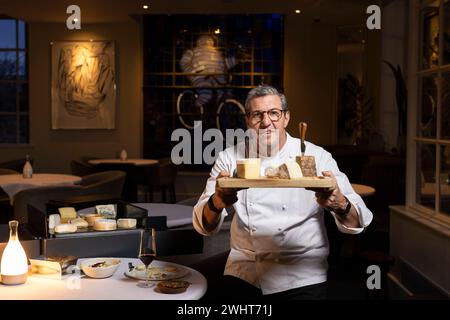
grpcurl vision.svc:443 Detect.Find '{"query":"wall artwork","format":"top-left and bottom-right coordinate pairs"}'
top-left (51, 40), bottom-right (116, 129)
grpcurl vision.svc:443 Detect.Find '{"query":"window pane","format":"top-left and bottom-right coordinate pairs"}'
top-left (0, 83), bottom-right (16, 112)
top-left (442, 73), bottom-right (450, 139)
top-left (18, 52), bottom-right (26, 80)
top-left (444, 1), bottom-right (450, 65)
top-left (0, 115), bottom-right (17, 143)
top-left (420, 2), bottom-right (440, 69)
top-left (0, 20), bottom-right (16, 48)
top-left (0, 51), bottom-right (17, 80)
top-left (419, 75), bottom-right (438, 137)
top-left (19, 115), bottom-right (28, 144)
top-left (18, 21), bottom-right (25, 49)
top-left (18, 83), bottom-right (28, 112)
top-left (417, 143), bottom-right (436, 211)
top-left (440, 145), bottom-right (450, 215)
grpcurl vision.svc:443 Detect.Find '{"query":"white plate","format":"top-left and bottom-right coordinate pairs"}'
top-left (124, 261), bottom-right (189, 281)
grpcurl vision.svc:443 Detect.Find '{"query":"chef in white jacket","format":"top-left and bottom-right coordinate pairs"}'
top-left (193, 85), bottom-right (373, 300)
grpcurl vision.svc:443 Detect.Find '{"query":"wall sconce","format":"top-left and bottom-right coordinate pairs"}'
top-left (1, 221), bottom-right (28, 285)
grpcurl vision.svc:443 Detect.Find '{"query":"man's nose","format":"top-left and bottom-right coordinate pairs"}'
top-left (260, 112), bottom-right (272, 127)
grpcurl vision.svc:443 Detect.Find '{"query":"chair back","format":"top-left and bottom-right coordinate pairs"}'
top-left (13, 185), bottom-right (83, 223)
top-left (81, 170), bottom-right (126, 198)
top-left (70, 160), bottom-right (95, 177)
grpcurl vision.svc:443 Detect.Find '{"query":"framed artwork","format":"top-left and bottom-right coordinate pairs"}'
top-left (51, 40), bottom-right (116, 129)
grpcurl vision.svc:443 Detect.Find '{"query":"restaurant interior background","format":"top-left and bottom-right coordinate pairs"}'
top-left (0, 0), bottom-right (448, 300)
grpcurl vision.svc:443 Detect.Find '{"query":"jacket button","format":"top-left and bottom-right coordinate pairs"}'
top-left (282, 205), bottom-right (287, 210)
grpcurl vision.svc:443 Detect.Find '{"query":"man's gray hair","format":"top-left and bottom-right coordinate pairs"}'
top-left (244, 85), bottom-right (288, 112)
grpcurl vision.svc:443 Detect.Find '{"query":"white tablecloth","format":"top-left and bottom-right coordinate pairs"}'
top-left (0, 258), bottom-right (206, 300)
top-left (88, 159), bottom-right (158, 166)
top-left (0, 173), bottom-right (81, 203)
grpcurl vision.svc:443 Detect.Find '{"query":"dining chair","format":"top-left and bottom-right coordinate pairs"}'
top-left (140, 158), bottom-right (178, 203)
top-left (70, 159), bottom-right (95, 177)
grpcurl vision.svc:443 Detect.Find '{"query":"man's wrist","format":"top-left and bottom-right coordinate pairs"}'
top-left (207, 194), bottom-right (223, 214)
top-left (335, 196), bottom-right (352, 217)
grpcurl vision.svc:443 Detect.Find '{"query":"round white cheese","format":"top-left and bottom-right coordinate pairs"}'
top-left (117, 218), bottom-right (137, 229)
top-left (93, 219), bottom-right (117, 231)
top-left (54, 223), bottom-right (77, 234)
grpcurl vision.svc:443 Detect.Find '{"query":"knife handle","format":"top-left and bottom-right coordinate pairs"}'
top-left (300, 122), bottom-right (307, 141)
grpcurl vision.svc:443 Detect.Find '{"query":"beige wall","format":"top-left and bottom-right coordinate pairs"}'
top-left (0, 21), bottom-right (142, 173)
top-left (284, 18), bottom-right (337, 145)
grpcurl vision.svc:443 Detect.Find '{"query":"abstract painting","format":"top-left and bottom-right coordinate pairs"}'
top-left (51, 41), bottom-right (116, 129)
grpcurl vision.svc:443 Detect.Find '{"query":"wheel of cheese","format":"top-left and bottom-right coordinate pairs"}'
top-left (93, 219), bottom-right (117, 231)
top-left (54, 223), bottom-right (77, 234)
top-left (69, 218), bottom-right (88, 229)
top-left (117, 218), bottom-right (137, 229)
top-left (83, 214), bottom-right (103, 227)
top-left (236, 158), bottom-right (261, 179)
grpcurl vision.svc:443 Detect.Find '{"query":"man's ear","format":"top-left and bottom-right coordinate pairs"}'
top-left (283, 110), bottom-right (290, 128)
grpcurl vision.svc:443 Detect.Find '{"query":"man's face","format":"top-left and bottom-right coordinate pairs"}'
top-left (246, 94), bottom-right (290, 152)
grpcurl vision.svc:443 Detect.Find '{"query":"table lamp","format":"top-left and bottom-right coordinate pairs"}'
top-left (1, 220), bottom-right (28, 285)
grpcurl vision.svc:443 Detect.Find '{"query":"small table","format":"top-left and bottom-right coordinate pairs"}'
top-left (0, 173), bottom-right (81, 204)
top-left (351, 183), bottom-right (376, 197)
top-left (132, 203), bottom-right (193, 228)
top-left (0, 258), bottom-right (207, 300)
top-left (88, 159), bottom-right (158, 166)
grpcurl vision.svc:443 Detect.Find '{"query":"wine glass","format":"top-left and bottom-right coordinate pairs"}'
top-left (137, 228), bottom-right (157, 288)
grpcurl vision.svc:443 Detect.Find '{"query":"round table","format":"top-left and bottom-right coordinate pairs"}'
top-left (88, 159), bottom-right (158, 166)
top-left (351, 183), bottom-right (376, 197)
top-left (131, 203), bottom-right (193, 228)
top-left (0, 173), bottom-right (81, 203)
top-left (0, 258), bottom-right (207, 300)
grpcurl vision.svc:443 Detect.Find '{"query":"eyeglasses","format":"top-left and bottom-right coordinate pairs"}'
top-left (247, 109), bottom-right (287, 123)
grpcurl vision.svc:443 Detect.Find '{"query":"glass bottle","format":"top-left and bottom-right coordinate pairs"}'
top-left (0, 220), bottom-right (28, 285)
top-left (120, 147), bottom-right (128, 161)
top-left (22, 155), bottom-right (33, 179)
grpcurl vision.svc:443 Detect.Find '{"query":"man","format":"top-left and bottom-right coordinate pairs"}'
top-left (193, 85), bottom-right (373, 300)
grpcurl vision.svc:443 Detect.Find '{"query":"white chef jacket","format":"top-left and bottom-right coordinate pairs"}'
top-left (193, 133), bottom-right (373, 294)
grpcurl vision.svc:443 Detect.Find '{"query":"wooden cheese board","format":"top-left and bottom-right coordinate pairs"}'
top-left (217, 176), bottom-right (335, 189)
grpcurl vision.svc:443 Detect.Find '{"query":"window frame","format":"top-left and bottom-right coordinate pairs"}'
top-left (406, 0), bottom-right (450, 226)
top-left (0, 17), bottom-right (29, 145)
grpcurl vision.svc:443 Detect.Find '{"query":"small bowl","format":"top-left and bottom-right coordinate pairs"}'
top-left (80, 258), bottom-right (121, 279)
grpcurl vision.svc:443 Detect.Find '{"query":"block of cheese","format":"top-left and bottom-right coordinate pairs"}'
top-left (277, 161), bottom-right (303, 179)
top-left (117, 218), bottom-right (137, 229)
top-left (93, 219), bottom-right (117, 231)
top-left (69, 218), bottom-right (88, 229)
top-left (54, 223), bottom-right (77, 234)
top-left (236, 158), bottom-right (261, 179)
top-left (48, 214), bottom-right (61, 230)
top-left (58, 207), bottom-right (77, 223)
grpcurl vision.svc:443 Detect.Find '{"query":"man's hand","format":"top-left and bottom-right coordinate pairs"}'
top-left (308, 171), bottom-right (347, 213)
top-left (307, 171), bottom-right (361, 228)
top-left (202, 171), bottom-right (244, 232)
top-left (213, 171), bottom-right (243, 209)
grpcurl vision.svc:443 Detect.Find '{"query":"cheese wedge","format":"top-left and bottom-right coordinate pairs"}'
top-left (278, 161), bottom-right (303, 179)
top-left (58, 207), bottom-right (77, 223)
